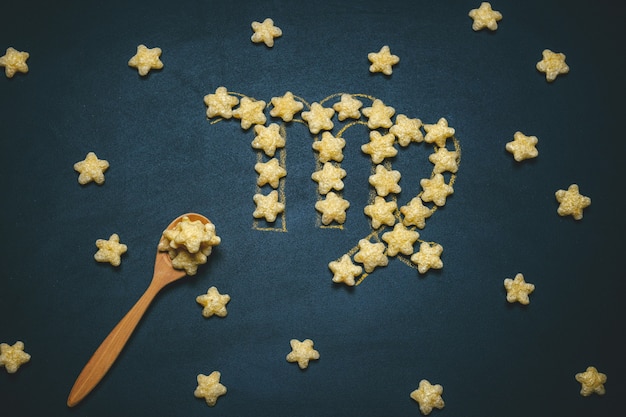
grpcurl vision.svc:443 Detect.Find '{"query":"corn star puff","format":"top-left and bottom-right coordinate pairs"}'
top-left (204, 86), bottom-right (239, 119)
top-left (194, 371), bottom-right (227, 406)
top-left (0, 47), bottom-right (29, 78)
top-left (286, 339), bottom-right (320, 369)
top-left (410, 242), bottom-right (443, 274)
top-left (74, 152), bottom-right (109, 185)
top-left (353, 239), bottom-right (388, 273)
top-left (0, 341), bottom-right (31, 373)
top-left (301, 102), bottom-right (335, 134)
top-left (468, 2), bottom-right (503, 31)
top-left (128, 44), bottom-right (163, 76)
top-left (368, 45), bottom-right (400, 75)
top-left (410, 379), bottom-right (445, 415)
top-left (536, 49), bottom-right (569, 82)
top-left (503, 273), bottom-right (535, 305)
top-left (329, 254), bottom-right (362, 286)
top-left (251, 18), bottom-right (282, 47)
top-left (506, 131), bottom-right (539, 162)
top-left (315, 192), bottom-right (350, 225)
top-left (196, 286), bottom-right (230, 318)
top-left (270, 91), bottom-right (303, 122)
top-left (555, 184), bottom-right (591, 220)
top-left (575, 366), bottom-right (607, 396)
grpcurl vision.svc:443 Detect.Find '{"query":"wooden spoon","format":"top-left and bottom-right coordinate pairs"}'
top-left (67, 213), bottom-right (212, 407)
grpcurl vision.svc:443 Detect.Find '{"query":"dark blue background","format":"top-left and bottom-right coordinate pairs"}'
top-left (1, 0), bottom-right (624, 415)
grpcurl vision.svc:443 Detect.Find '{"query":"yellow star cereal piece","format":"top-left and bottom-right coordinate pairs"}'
top-left (301, 102), bottom-right (335, 134)
top-left (369, 164), bottom-right (401, 197)
top-left (468, 2), bottom-right (503, 31)
top-left (128, 44), bottom-right (163, 76)
top-left (382, 223), bottom-right (420, 257)
top-left (270, 91), bottom-right (303, 122)
top-left (255, 158), bottom-right (286, 188)
top-left (74, 152), bottom-right (109, 185)
top-left (503, 273), bottom-right (535, 305)
top-left (429, 147), bottom-right (459, 174)
top-left (420, 173), bottom-right (453, 206)
top-left (410, 242), bottom-right (443, 274)
top-left (251, 18), bottom-right (282, 47)
top-left (361, 131), bottom-right (398, 164)
top-left (364, 196), bottom-right (398, 229)
top-left (390, 114), bottom-right (424, 147)
top-left (233, 97), bottom-right (267, 130)
top-left (555, 184), bottom-right (591, 220)
top-left (328, 254), bottom-right (362, 286)
top-left (196, 286), bottom-right (230, 318)
top-left (575, 366), bottom-right (607, 396)
top-left (315, 192), bottom-right (350, 225)
top-left (163, 216), bottom-right (221, 254)
top-left (0, 47), bottom-right (29, 78)
top-left (410, 379), bottom-right (445, 415)
top-left (362, 99), bottom-right (396, 130)
top-left (368, 45), bottom-right (400, 75)
top-left (170, 249), bottom-right (208, 276)
top-left (423, 118), bottom-right (455, 147)
top-left (554, 184), bottom-right (591, 220)
top-left (286, 339), bottom-right (320, 369)
top-left (253, 190), bottom-right (285, 223)
top-left (94, 234), bottom-right (128, 267)
top-left (354, 238), bottom-right (388, 273)
top-left (312, 132), bottom-right (346, 163)
top-left (332, 94), bottom-right (363, 121)
top-left (252, 123), bottom-right (285, 157)
top-left (311, 162), bottom-right (346, 194)
top-left (536, 49), bottom-right (569, 82)
top-left (401, 197), bottom-right (433, 229)
top-left (506, 131), bottom-right (539, 162)
top-left (0, 341), bottom-right (31, 374)
top-left (204, 86), bottom-right (239, 119)
top-left (194, 371), bottom-right (227, 406)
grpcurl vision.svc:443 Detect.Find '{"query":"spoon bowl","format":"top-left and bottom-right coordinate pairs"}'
top-left (67, 213), bottom-right (212, 407)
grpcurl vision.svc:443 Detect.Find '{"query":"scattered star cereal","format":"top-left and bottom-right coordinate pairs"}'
top-left (128, 44), bottom-right (163, 76)
top-left (301, 102), bottom-right (335, 134)
top-left (410, 379), bottom-right (445, 415)
top-left (94, 234), bottom-right (128, 267)
top-left (251, 122), bottom-right (285, 157)
top-left (364, 196), bottom-right (398, 229)
top-left (382, 223), bottom-right (420, 256)
top-left (420, 173), bottom-right (453, 206)
top-left (255, 158), bottom-right (287, 188)
top-left (269, 91), bottom-right (304, 122)
top-left (312, 132), bottom-right (346, 163)
top-left (315, 192), bottom-right (350, 225)
top-left (196, 286), bottom-right (230, 318)
top-left (328, 254), bottom-right (363, 286)
top-left (429, 147), bottom-right (459, 174)
top-left (361, 131), bottom-right (398, 164)
top-left (0, 341), bottom-right (31, 373)
top-left (204, 86), bottom-right (239, 119)
top-left (286, 339), bottom-right (320, 369)
top-left (423, 118), bottom-right (455, 147)
top-left (354, 238), bottom-right (389, 273)
top-left (369, 164), bottom-right (402, 197)
top-left (251, 18), bottom-right (282, 47)
top-left (368, 45), bottom-right (400, 75)
top-left (536, 49), bottom-right (569, 82)
top-left (74, 152), bottom-right (109, 185)
top-left (575, 366), bottom-right (607, 396)
top-left (401, 197), bottom-right (433, 229)
top-left (555, 184), bottom-right (591, 220)
top-left (253, 190), bottom-right (285, 222)
top-left (311, 162), bottom-right (346, 194)
top-left (0, 47), bottom-right (29, 78)
top-left (468, 2), bottom-right (503, 31)
top-left (362, 99), bottom-right (395, 130)
top-left (390, 114), bottom-right (424, 147)
top-left (506, 131), bottom-right (539, 162)
top-left (332, 94), bottom-right (363, 121)
top-left (194, 371), bottom-right (227, 406)
top-left (233, 97), bottom-right (267, 130)
top-left (503, 273), bottom-right (534, 305)
top-left (410, 242), bottom-right (443, 274)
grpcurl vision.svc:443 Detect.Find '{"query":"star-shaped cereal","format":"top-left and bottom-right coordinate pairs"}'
top-left (251, 18), bottom-right (282, 47)
top-left (362, 99), bottom-right (396, 130)
top-left (505, 131), bottom-right (538, 162)
top-left (301, 102), bottom-right (335, 134)
top-left (0, 47), bottom-right (29, 78)
top-left (382, 223), bottom-right (420, 257)
top-left (410, 242), bottom-right (443, 274)
top-left (468, 2), bottom-right (503, 31)
top-left (332, 94), bottom-right (363, 121)
top-left (369, 164), bottom-right (401, 197)
top-left (420, 174), bottom-right (453, 206)
top-left (128, 44), bottom-right (163, 76)
top-left (315, 192), bottom-right (350, 225)
top-left (368, 45), bottom-right (400, 75)
top-left (361, 131), bottom-right (398, 164)
top-left (429, 147), bottom-right (459, 174)
top-left (94, 234), bottom-right (128, 266)
top-left (253, 190), bottom-right (285, 222)
top-left (503, 273), bottom-right (535, 305)
top-left (251, 123), bottom-right (285, 157)
top-left (194, 371), bottom-right (227, 406)
top-left (390, 114), bottom-right (423, 147)
top-left (0, 341), bottom-right (31, 373)
top-left (312, 132), bottom-right (346, 163)
top-left (162, 216), bottom-right (221, 254)
top-left (204, 86), bottom-right (239, 119)
top-left (269, 91), bottom-right (303, 122)
top-left (170, 249), bottom-right (208, 276)
top-left (328, 254), bottom-right (363, 286)
top-left (311, 162), bottom-right (346, 194)
top-left (286, 339), bottom-right (319, 369)
top-left (555, 184), bottom-right (591, 220)
top-left (353, 239), bottom-right (388, 273)
top-left (400, 197), bottom-right (432, 229)
top-left (423, 118), bottom-right (455, 147)
top-left (410, 379), bottom-right (445, 415)
top-left (364, 196), bottom-right (398, 229)
top-left (536, 49), bottom-right (569, 82)
top-left (255, 158), bottom-right (286, 188)
top-left (233, 97), bottom-right (267, 130)
top-left (575, 366), bottom-right (607, 396)
top-left (196, 286), bottom-right (230, 318)
top-left (74, 152), bottom-right (109, 185)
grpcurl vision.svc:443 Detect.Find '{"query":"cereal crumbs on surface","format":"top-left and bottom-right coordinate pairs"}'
top-left (505, 131), bottom-right (539, 162)
top-left (329, 254), bottom-right (362, 286)
top-left (286, 339), bottom-right (320, 369)
top-left (251, 18), bottom-right (282, 47)
top-left (410, 379), bottom-right (445, 415)
top-left (0, 341), bottom-right (31, 373)
top-left (94, 234), bottom-right (128, 267)
top-left (74, 152), bottom-right (109, 185)
top-left (468, 2), bottom-right (503, 31)
top-left (196, 286), bottom-right (230, 318)
top-left (194, 371), bottom-right (227, 406)
top-left (128, 44), bottom-right (163, 76)
top-left (575, 366), bottom-right (607, 396)
top-left (368, 45), bottom-right (400, 75)
top-left (0, 47), bottom-right (29, 78)
top-left (555, 184), bottom-right (591, 220)
top-left (503, 273), bottom-right (534, 305)
top-left (536, 49), bottom-right (569, 82)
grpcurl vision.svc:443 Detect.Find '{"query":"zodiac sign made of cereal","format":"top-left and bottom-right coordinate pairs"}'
top-left (204, 88), bottom-right (461, 285)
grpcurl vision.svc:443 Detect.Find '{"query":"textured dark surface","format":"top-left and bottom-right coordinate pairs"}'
top-left (1, 0), bottom-right (624, 415)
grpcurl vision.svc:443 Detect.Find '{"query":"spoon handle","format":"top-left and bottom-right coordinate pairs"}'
top-left (67, 283), bottom-right (160, 407)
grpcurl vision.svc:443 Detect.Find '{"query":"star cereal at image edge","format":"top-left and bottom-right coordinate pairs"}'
top-left (468, 2), bottom-right (503, 31)
top-left (0, 47), bottom-right (29, 78)
top-left (0, 341), bottom-right (31, 373)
